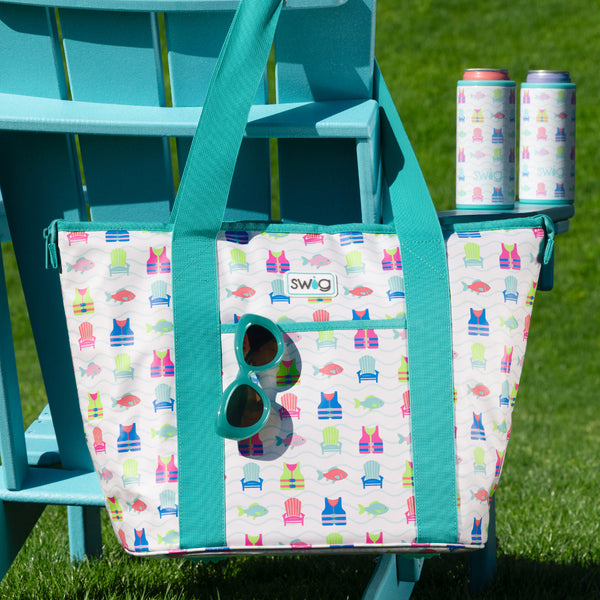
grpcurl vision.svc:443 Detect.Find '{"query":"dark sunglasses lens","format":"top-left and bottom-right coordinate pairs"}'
top-left (242, 324), bottom-right (278, 367)
top-left (226, 385), bottom-right (265, 428)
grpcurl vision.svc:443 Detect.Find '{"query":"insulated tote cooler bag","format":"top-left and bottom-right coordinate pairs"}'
top-left (45, 0), bottom-right (555, 557)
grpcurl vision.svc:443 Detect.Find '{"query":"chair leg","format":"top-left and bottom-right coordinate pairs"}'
top-left (362, 555), bottom-right (424, 600)
top-left (67, 505), bottom-right (103, 562)
top-left (469, 497), bottom-right (497, 594)
top-left (0, 500), bottom-right (45, 581)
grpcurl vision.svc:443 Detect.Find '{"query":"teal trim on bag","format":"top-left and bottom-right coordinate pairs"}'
top-left (221, 318), bottom-right (407, 334)
top-left (170, 0), bottom-right (284, 551)
top-left (375, 63), bottom-right (458, 544)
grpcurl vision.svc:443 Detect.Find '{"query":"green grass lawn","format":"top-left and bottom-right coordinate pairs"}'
top-left (1, 0), bottom-right (599, 598)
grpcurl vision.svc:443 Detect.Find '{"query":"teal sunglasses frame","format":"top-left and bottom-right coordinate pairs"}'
top-left (215, 314), bottom-right (284, 440)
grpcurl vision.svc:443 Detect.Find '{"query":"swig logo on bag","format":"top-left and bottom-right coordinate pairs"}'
top-left (285, 272), bottom-right (338, 298)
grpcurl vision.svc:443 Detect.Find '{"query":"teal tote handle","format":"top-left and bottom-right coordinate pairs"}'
top-left (172, 0), bottom-right (457, 549)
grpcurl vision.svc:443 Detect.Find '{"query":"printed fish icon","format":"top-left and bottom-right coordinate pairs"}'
top-left (151, 424), bottom-right (177, 440)
top-left (275, 433), bottom-right (306, 448)
top-left (354, 395), bottom-right (384, 411)
top-left (493, 420), bottom-right (508, 434)
top-left (556, 112), bottom-right (568, 119)
top-left (99, 468), bottom-right (113, 482)
top-left (471, 489), bottom-right (489, 502)
top-left (146, 319), bottom-right (174, 335)
top-left (106, 288), bottom-right (136, 303)
top-left (237, 503), bottom-right (269, 520)
top-left (226, 286), bottom-right (256, 300)
top-left (462, 280), bottom-right (491, 294)
top-left (79, 362), bottom-right (101, 378)
top-left (66, 257), bottom-right (94, 273)
top-left (313, 363), bottom-right (343, 377)
top-left (471, 151), bottom-right (486, 159)
top-left (398, 433), bottom-right (411, 445)
top-left (302, 255), bottom-right (331, 268)
top-left (112, 394), bottom-right (141, 408)
top-left (344, 286), bottom-right (373, 297)
top-left (157, 530), bottom-right (179, 546)
top-left (358, 501), bottom-right (389, 517)
top-left (468, 384), bottom-right (490, 397)
top-left (500, 316), bottom-right (519, 331)
top-left (317, 468), bottom-right (348, 482)
top-left (492, 112), bottom-right (505, 119)
top-left (128, 499), bottom-right (148, 513)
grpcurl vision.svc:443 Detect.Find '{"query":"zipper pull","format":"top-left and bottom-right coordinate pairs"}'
top-left (540, 214), bottom-right (555, 265)
top-left (43, 220), bottom-right (60, 269)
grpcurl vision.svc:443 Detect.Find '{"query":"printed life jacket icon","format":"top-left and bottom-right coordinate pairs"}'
top-left (225, 230), bottom-right (250, 244)
top-left (366, 532), bottom-right (384, 545)
top-left (495, 449), bottom-right (505, 477)
top-left (402, 460), bottom-right (414, 488)
top-left (381, 247), bottom-right (401, 271)
top-left (491, 128), bottom-right (504, 144)
top-left (491, 187), bottom-right (504, 203)
top-left (321, 497), bottom-right (346, 526)
top-left (398, 355), bottom-right (409, 382)
top-left (266, 250), bottom-right (290, 273)
top-left (147, 246), bottom-right (171, 274)
top-left (468, 308), bottom-right (490, 336)
top-left (526, 281), bottom-right (537, 306)
top-left (471, 413), bottom-right (486, 441)
top-left (318, 392), bottom-right (343, 420)
top-left (117, 423), bottom-right (141, 453)
top-left (245, 534), bottom-right (263, 547)
top-left (471, 108), bottom-right (484, 123)
top-left (156, 455), bottom-right (178, 483)
top-left (536, 108), bottom-right (548, 123)
top-left (359, 425), bottom-right (383, 454)
top-left (109, 248), bottom-right (130, 277)
top-left (107, 496), bottom-right (123, 521)
top-left (362, 460), bottom-right (383, 489)
top-left (555, 127), bottom-right (567, 143)
top-left (150, 349), bottom-right (175, 378)
top-left (105, 230), bottom-right (130, 243)
top-left (110, 318), bottom-right (135, 347)
top-left (134, 528), bottom-right (149, 552)
top-left (87, 392), bottom-right (103, 420)
top-left (241, 463), bottom-right (263, 491)
top-left (280, 463), bottom-right (305, 490)
top-left (500, 346), bottom-right (513, 373)
top-left (554, 183), bottom-right (566, 198)
top-left (238, 433), bottom-right (263, 457)
top-left (339, 231), bottom-right (364, 246)
top-left (73, 287), bottom-right (94, 315)
top-left (282, 498), bottom-right (305, 525)
top-left (353, 309), bottom-right (378, 349)
top-left (471, 517), bottom-right (483, 544)
top-left (523, 314), bottom-right (531, 341)
top-left (499, 243), bottom-right (521, 270)
top-left (276, 359), bottom-right (300, 387)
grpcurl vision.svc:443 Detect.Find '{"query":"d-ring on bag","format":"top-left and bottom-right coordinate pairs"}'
top-left (45, 0), bottom-right (555, 556)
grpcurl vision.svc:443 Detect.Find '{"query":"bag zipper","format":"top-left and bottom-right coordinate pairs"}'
top-left (43, 219), bottom-right (61, 270)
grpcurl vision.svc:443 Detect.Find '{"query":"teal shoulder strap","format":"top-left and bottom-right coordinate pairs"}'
top-left (171, 0), bottom-right (284, 551)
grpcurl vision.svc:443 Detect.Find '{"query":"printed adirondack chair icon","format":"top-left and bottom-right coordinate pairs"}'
top-left (401, 390), bottom-right (411, 418)
top-left (523, 314), bottom-right (531, 340)
top-left (67, 231), bottom-right (88, 246)
top-left (229, 248), bottom-right (249, 272)
top-left (153, 384), bottom-right (175, 412)
top-left (108, 248), bottom-right (130, 277)
top-left (149, 281), bottom-right (171, 308)
top-left (320, 426), bottom-right (342, 454)
top-left (302, 233), bottom-right (324, 246)
top-left (279, 393), bottom-right (300, 420)
top-left (387, 275), bottom-right (405, 300)
top-left (312, 309), bottom-right (337, 349)
top-left (361, 460), bottom-right (383, 489)
top-left (92, 427), bottom-right (106, 455)
top-left (114, 353), bottom-right (134, 381)
top-left (241, 463), bottom-right (263, 491)
top-left (78, 322), bottom-right (96, 350)
top-left (503, 276), bottom-right (519, 303)
top-left (326, 532), bottom-right (344, 546)
top-left (357, 355), bottom-right (379, 383)
top-left (122, 459), bottom-right (141, 487)
top-left (499, 380), bottom-right (510, 407)
top-left (282, 498), bottom-right (304, 525)
top-left (471, 343), bottom-right (487, 370)
top-left (158, 490), bottom-right (179, 518)
top-left (269, 279), bottom-right (290, 304)
top-left (463, 242), bottom-right (484, 268)
top-left (344, 250), bottom-right (365, 275)
top-left (405, 495), bottom-right (416, 523)
top-left (474, 447), bottom-right (486, 475)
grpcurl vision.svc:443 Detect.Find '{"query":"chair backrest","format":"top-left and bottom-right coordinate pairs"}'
top-left (0, 0), bottom-right (376, 480)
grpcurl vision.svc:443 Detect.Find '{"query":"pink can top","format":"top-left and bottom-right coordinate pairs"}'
top-left (463, 68), bottom-right (510, 81)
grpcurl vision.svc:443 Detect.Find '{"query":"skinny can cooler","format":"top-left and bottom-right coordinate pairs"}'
top-left (519, 70), bottom-right (576, 204)
top-left (456, 69), bottom-right (516, 209)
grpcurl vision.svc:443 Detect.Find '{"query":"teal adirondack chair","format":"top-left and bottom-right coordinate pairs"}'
top-left (0, 0), bottom-right (574, 597)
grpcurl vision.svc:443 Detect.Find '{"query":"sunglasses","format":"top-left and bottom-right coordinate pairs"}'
top-left (215, 314), bottom-right (284, 440)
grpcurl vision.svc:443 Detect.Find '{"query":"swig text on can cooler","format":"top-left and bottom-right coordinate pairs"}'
top-left (456, 69), bottom-right (516, 209)
top-left (519, 70), bottom-right (575, 204)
